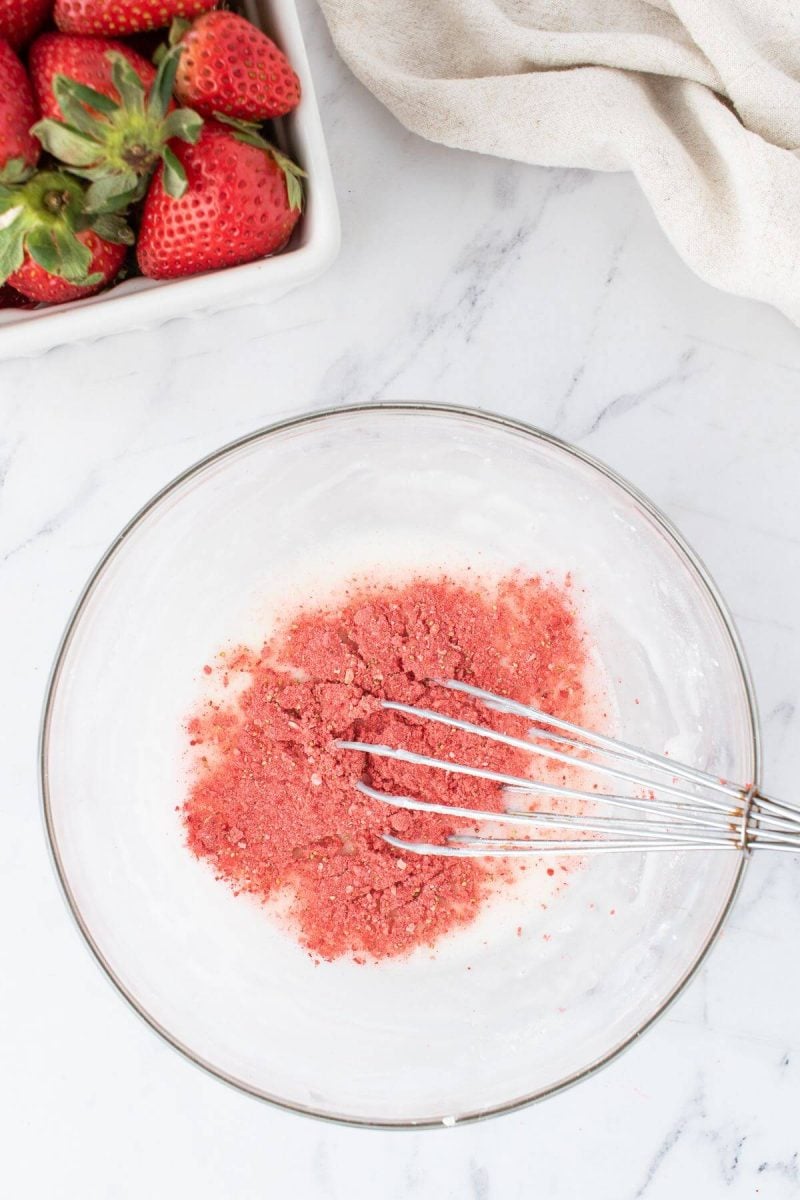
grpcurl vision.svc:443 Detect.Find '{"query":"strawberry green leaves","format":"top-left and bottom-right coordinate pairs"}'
top-left (266, 145), bottom-right (305, 213)
top-left (0, 170), bottom-right (131, 287)
top-left (33, 222), bottom-right (101, 285)
top-left (0, 158), bottom-right (36, 187)
top-left (0, 192), bottom-right (27, 282)
top-left (31, 46), bottom-right (203, 213)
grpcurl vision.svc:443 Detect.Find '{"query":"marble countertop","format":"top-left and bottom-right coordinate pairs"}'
top-left (2, 3), bottom-right (799, 1196)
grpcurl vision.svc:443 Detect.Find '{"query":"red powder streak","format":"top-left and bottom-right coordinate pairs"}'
top-left (183, 574), bottom-right (588, 961)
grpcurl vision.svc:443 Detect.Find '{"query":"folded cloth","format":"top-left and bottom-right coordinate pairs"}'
top-left (318, 0), bottom-right (800, 325)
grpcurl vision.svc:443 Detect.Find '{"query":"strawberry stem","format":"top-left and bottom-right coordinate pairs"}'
top-left (42, 188), bottom-right (71, 215)
top-left (30, 46), bottom-right (203, 214)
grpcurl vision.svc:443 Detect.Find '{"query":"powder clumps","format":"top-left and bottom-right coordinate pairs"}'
top-left (183, 573), bottom-right (588, 961)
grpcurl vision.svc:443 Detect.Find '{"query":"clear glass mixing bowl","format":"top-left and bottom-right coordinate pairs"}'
top-left (41, 404), bottom-right (756, 1126)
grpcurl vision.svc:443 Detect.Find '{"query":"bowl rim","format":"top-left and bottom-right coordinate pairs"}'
top-left (39, 401), bottom-right (757, 1129)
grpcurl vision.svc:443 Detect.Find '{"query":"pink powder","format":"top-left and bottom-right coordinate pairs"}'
top-left (183, 573), bottom-right (589, 961)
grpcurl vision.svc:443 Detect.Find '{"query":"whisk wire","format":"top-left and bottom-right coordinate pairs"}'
top-left (378, 700), bottom-right (737, 812)
top-left (440, 681), bottom-right (745, 796)
top-left (339, 680), bottom-right (800, 858)
top-left (357, 783), bottom-right (741, 842)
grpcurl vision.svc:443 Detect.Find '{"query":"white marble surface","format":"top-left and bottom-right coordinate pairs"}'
top-left (2, 3), bottom-right (800, 1196)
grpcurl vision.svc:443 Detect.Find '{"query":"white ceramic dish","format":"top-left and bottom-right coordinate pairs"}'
top-left (42, 404), bottom-right (756, 1127)
top-left (0, 0), bottom-right (340, 359)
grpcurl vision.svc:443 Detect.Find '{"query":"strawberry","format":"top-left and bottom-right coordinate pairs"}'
top-left (0, 282), bottom-right (36, 307)
top-left (136, 119), bottom-right (304, 279)
top-left (0, 168), bottom-right (130, 303)
top-left (29, 33), bottom-right (157, 122)
top-left (173, 11), bottom-right (300, 121)
top-left (0, 0), bottom-right (52, 48)
top-left (32, 46), bottom-right (202, 212)
top-left (0, 39), bottom-right (39, 182)
top-left (54, 0), bottom-right (216, 37)
top-left (8, 225), bottom-right (125, 301)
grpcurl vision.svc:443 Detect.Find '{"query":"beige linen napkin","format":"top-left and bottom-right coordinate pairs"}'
top-left (318, 0), bottom-right (800, 324)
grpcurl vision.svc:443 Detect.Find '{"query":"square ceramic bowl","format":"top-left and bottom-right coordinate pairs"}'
top-left (0, 0), bottom-right (340, 359)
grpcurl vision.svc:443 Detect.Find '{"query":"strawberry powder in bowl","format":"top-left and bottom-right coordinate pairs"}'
top-left (42, 404), bottom-right (757, 1126)
top-left (183, 570), bottom-right (591, 964)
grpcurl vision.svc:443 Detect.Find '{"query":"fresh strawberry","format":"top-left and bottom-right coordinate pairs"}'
top-left (0, 0), bottom-right (52, 48)
top-left (173, 11), bottom-right (300, 121)
top-left (0, 168), bottom-right (130, 303)
top-left (8, 226), bottom-right (125, 301)
top-left (137, 119), bottom-right (304, 279)
top-left (0, 39), bottom-right (39, 181)
top-left (54, 0), bottom-right (215, 37)
top-left (0, 282), bottom-right (37, 307)
top-left (29, 33), bottom-right (157, 122)
top-left (32, 46), bottom-right (202, 213)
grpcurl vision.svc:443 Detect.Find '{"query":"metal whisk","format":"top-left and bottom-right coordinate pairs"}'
top-left (338, 681), bottom-right (800, 857)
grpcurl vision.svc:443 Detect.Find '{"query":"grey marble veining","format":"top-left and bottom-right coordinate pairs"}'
top-left (1, 1), bottom-right (799, 1196)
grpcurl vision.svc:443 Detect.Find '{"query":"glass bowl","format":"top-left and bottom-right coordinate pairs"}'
top-left (41, 404), bottom-right (756, 1127)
